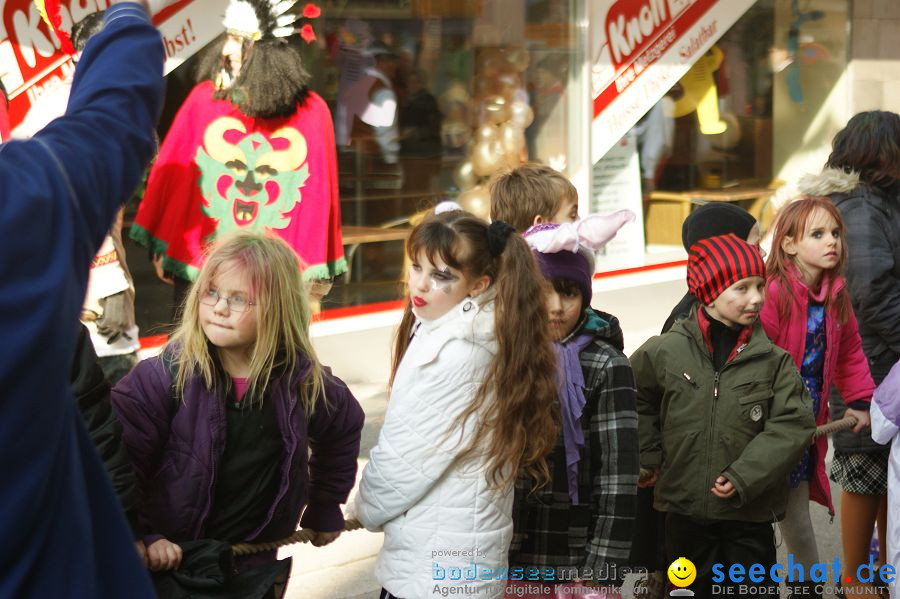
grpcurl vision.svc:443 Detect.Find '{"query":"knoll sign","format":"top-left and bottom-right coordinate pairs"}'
top-left (590, 0), bottom-right (756, 162)
top-left (0, 0), bottom-right (227, 130)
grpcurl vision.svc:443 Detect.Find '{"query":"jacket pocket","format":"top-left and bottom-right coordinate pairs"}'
top-left (736, 390), bottom-right (772, 435)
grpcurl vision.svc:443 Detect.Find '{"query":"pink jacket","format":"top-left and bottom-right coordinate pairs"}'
top-left (760, 267), bottom-right (874, 513)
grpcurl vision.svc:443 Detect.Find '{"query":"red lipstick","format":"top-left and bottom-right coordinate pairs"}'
top-left (412, 296), bottom-right (427, 307)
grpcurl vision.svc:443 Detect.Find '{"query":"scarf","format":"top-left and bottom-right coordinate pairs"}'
top-left (554, 310), bottom-right (604, 504)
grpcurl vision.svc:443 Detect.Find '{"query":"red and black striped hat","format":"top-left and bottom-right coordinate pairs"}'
top-left (687, 233), bottom-right (766, 304)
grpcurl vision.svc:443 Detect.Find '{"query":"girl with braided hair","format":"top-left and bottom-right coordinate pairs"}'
top-left (348, 206), bottom-right (560, 599)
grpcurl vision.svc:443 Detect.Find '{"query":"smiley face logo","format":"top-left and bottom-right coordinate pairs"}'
top-left (668, 557), bottom-right (697, 588)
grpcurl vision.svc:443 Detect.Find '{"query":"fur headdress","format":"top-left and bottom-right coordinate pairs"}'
top-left (223, 0), bottom-right (299, 40)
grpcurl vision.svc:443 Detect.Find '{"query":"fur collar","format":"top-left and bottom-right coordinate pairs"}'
top-left (797, 168), bottom-right (860, 197)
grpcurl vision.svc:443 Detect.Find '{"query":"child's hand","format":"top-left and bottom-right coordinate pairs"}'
top-left (146, 537), bottom-right (183, 571)
top-left (845, 408), bottom-right (871, 434)
top-left (637, 467), bottom-right (659, 488)
top-left (309, 530), bottom-right (342, 547)
top-left (711, 475), bottom-right (736, 499)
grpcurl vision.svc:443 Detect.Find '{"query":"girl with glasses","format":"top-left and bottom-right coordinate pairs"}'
top-left (111, 232), bottom-right (364, 591)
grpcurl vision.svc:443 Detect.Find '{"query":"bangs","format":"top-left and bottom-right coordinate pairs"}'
top-left (406, 220), bottom-right (466, 271)
top-left (550, 277), bottom-right (580, 296)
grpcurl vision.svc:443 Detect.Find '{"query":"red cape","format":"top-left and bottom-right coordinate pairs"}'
top-left (132, 82), bottom-right (346, 281)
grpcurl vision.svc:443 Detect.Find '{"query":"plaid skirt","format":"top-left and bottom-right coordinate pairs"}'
top-left (829, 451), bottom-right (889, 495)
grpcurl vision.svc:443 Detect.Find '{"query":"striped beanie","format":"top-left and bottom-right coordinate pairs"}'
top-left (687, 233), bottom-right (766, 304)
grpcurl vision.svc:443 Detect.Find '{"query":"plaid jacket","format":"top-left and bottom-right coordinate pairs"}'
top-left (508, 310), bottom-right (639, 583)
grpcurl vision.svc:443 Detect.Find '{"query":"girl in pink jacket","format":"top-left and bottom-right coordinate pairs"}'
top-left (761, 197), bottom-right (874, 597)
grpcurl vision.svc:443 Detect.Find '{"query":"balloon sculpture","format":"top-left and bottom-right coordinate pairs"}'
top-left (450, 45), bottom-right (534, 220)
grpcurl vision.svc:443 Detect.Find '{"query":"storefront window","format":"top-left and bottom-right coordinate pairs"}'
top-left (300, 0), bottom-right (584, 309)
top-left (590, 0), bottom-right (849, 268)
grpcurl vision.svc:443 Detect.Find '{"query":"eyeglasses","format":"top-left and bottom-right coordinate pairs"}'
top-left (200, 288), bottom-right (255, 312)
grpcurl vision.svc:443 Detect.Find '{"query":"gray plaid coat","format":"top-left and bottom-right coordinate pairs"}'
top-left (507, 310), bottom-right (639, 584)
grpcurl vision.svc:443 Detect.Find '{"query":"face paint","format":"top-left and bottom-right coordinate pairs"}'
top-left (430, 267), bottom-right (459, 294)
top-left (407, 253), bottom-right (475, 321)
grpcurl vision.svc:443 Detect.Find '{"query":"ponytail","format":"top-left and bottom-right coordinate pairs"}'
top-left (390, 210), bottom-right (559, 490)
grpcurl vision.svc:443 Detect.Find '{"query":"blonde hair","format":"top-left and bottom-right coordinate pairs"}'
top-left (166, 231), bottom-right (324, 414)
top-left (489, 162), bottom-right (577, 232)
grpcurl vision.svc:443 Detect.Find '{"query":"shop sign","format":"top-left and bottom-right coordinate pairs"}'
top-left (590, 0), bottom-right (756, 162)
top-left (1, 0), bottom-right (228, 130)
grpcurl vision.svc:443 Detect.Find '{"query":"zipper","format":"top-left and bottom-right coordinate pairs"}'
top-left (704, 370), bottom-right (720, 516)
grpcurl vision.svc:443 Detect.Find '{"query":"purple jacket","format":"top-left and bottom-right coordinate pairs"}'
top-left (111, 352), bottom-right (364, 555)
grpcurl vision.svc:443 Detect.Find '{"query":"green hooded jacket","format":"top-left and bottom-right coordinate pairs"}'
top-left (630, 308), bottom-right (816, 522)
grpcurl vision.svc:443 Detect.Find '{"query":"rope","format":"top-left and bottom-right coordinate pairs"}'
top-left (237, 418), bottom-right (865, 554)
top-left (232, 518), bottom-right (363, 556)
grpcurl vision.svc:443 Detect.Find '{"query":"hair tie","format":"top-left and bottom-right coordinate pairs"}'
top-left (486, 220), bottom-right (515, 257)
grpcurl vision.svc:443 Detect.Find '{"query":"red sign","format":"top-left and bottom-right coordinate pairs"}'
top-left (0, 0), bottom-right (212, 130)
top-left (589, 0), bottom-right (755, 161)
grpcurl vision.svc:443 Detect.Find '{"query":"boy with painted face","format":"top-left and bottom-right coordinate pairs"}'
top-left (630, 234), bottom-right (816, 598)
top-left (503, 218), bottom-right (639, 597)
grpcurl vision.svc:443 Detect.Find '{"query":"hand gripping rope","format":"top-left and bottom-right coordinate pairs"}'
top-left (234, 418), bottom-right (862, 554)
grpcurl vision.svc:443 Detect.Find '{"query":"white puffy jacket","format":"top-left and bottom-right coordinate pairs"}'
top-left (353, 295), bottom-right (512, 598)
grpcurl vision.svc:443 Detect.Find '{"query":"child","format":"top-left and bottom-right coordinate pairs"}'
top-left (490, 162), bottom-right (580, 231)
top-left (504, 218), bottom-right (639, 599)
top-left (111, 232), bottom-right (364, 589)
top-left (350, 209), bottom-right (560, 598)
top-left (798, 111), bottom-right (900, 596)
top-left (760, 197), bottom-right (874, 599)
top-left (661, 202), bottom-right (762, 334)
top-left (870, 362), bottom-right (900, 599)
top-left (630, 233), bottom-right (816, 598)
top-left (639, 202), bottom-right (761, 599)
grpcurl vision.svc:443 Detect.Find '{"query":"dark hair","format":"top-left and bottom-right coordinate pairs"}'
top-left (72, 11), bottom-right (105, 53)
top-left (549, 277), bottom-right (580, 298)
top-left (197, 35), bottom-right (310, 119)
top-left (826, 111), bottom-right (900, 192)
top-left (391, 209), bottom-right (559, 490)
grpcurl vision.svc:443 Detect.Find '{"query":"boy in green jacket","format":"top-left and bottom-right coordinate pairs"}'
top-left (631, 233), bottom-right (816, 598)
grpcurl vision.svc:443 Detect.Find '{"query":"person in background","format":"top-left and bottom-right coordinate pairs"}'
top-left (132, 0), bottom-right (345, 319)
top-left (14, 10), bottom-right (141, 384)
top-left (798, 110), bottom-right (900, 598)
top-left (490, 162), bottom-right (580, 232)
top-left (0, 1), bottom-right (164, 596)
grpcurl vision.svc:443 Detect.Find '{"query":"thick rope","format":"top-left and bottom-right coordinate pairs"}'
top-left (236, 417), bottom-right (864, 554)
top-left (232, 518), bottom-right (363, 556)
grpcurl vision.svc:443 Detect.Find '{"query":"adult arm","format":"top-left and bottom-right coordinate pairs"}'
top-left (583, 351), bottom-right (639, 578)
top-left (722, 353), bottom-right (816, 505)
top-left (353, 340), bottom-right (491, 530)
top-left (840, 199), bottom-right (900, 354)
top-left (300, 372), bottom-right (365, 533)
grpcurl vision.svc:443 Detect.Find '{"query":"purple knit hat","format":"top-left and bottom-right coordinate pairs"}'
top-left (523, 211), bottom-right (636, 304)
